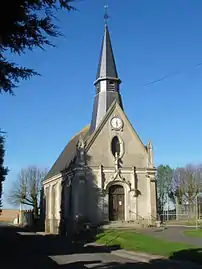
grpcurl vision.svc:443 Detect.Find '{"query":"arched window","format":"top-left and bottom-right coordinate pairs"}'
top-left (111, 136), bottom-right (120, 157)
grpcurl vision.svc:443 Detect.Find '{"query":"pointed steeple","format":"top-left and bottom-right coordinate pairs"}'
top-left (89, 11), bottom-right (123, 134)
top-left (95, 24), bottom-right (119, 83)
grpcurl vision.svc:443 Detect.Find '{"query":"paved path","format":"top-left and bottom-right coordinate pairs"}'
top-left (0, 223), bottom-right (202, 269)
top-left (139, 227), bottom-right (202, 247)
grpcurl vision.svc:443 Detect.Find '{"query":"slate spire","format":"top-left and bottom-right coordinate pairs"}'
top-left (90, 14), bottom-right (123, 134)
top-left (95, 24), bottom-right (119, 82)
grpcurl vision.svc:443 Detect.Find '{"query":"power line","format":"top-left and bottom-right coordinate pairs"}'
top-left (143, 61), bottom-right (202, 87)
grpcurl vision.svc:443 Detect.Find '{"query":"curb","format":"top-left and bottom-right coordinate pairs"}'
top-left (87, 242), bottom-right (202, 268)
top-left (85, 243), bottom-right (162, 263)
top-left (111, 249), bottom-right (202, 268)
top-left (111, 250), bottom-right (157, 263)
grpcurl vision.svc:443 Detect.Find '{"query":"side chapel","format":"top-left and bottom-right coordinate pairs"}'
top-left (42, 19), bottom-right (157, 234)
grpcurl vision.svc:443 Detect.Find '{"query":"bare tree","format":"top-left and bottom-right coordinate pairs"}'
top-left (173, 164), bottom-right (202, 205)
top-left (8, 166), bottom-right (47, 216)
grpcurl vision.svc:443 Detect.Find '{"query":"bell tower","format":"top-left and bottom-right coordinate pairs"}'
top-left (89, 6), bottom-right (123, 134)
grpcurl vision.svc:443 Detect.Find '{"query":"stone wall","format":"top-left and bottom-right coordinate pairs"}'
top-left (0, 209), bottom-right (19, 223)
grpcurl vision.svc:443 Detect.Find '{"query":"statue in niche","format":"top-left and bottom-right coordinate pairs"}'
top-left (77, 135), bottom-right (85, 150)
top-left (110, 139), bottom-right (131, 189)
top-left (114, 152), bottom-right (119, 172)
top-left (112, 152), bottom-right (124, 181)
top-left (76, 135), bottom-right (85, 165)
top-left (111, 136), bottom-right (121, 174)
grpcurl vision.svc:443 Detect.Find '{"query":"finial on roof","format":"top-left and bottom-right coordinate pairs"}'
top-left (147, 139), bottom-right (153, 168)
top-left (104, 4), bottom-right (109, 25)
top-left (147, 139), bottom-right (152, 149)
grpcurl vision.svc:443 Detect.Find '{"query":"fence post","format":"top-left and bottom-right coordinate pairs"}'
top-left (175, 197), bottom-right (179, 220)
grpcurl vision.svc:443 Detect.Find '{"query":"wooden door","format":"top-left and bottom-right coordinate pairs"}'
top-left (109, 185), bottom-right (124, 221)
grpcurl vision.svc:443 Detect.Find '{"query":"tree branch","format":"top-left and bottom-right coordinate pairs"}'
top-left (21, 201), bottom-right (33, 206)
top-left (0, 0), bottom-right (75, 94)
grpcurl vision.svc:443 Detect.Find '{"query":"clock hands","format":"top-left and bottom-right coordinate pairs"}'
top-left (115, 119), bottom-right (119, 128)
top-left (111, 117), bottom-right (123, 130)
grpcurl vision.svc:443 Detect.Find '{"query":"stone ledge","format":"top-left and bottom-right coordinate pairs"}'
top-left (88, 242), bottom-right (202, 268)
top-left (113, 250), bottom-right (202, 268)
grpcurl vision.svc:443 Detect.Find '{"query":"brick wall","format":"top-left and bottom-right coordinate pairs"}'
top-left (0, 209), bottom-right (19, 222)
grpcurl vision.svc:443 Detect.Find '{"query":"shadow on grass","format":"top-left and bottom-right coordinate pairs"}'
top-left (170, 248), bottom-right (202, 265)
top-left (1, 225), bottom-right (202, 269)
top-left (95, 229), bottom-right (125, 246)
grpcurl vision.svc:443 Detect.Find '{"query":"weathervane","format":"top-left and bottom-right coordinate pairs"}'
top-left (104, 4), bottom-right (109, 25)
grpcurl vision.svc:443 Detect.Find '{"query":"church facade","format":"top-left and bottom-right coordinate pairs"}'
top-left (42, 23), bottom-right (157, 234)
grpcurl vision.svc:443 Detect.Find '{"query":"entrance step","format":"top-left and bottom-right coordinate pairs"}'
top-left (102, 220), bottom-right (148, 229)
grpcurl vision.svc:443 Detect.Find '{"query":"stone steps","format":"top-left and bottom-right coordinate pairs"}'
top-left (102, 220), bottom-right (149, 229)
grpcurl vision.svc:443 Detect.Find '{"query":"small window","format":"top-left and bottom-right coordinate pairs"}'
top-left (96, 84), bottom-right (100, 94)
top-left (111, 136), bottom-right (120, 157)
top-left (108, 81), bottom-right (115, 91)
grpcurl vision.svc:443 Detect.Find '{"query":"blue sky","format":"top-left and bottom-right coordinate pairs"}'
top-left (1, 0), bottom-right (202, 208)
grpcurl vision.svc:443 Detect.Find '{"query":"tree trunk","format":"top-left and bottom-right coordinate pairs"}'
top-left (33, 199), bottom-right (38, 218)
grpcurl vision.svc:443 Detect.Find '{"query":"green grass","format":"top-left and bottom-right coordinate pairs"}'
top-left (184, 229), bottom-right (202, 238)
top-left (96, 230), bottom-right (195, 257)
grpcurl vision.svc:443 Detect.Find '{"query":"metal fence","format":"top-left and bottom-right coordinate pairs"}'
top-left (158, 203), bottom-right (202, 228)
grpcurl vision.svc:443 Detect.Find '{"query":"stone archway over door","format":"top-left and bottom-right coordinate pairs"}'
top-left (109, 185), bottom-right (125, 221)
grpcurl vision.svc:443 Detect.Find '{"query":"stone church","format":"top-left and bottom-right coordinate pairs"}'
top-left (42, 22), bottom-right (157, 234)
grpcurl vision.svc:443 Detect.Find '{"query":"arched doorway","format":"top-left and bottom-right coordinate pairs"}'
top-left (109, 185), bottom-right (125, 221)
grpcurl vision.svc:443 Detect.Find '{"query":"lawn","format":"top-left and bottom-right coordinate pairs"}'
top-left (96, 230), bottom-right (196, 258)
top-left (184, 229), bottom-right (202, 238)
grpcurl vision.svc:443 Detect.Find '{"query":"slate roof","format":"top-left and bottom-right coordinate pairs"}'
top-left (90, 25), bottom-right (122, 134)
top-left (89, 90), bottom-right (123, 134)
top-left (96, 25), bottom-right (119, 80)
top-left (45, 125), bottom-right (90, 180)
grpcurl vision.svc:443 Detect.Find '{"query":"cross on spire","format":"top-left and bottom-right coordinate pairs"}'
top-left (104, 4), bottom-right (109, 25)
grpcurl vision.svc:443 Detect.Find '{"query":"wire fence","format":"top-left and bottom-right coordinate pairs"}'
top-left (157, 203), bottom-right (202, 228)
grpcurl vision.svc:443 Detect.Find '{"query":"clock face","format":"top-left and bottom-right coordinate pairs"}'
top-left (111, 117), bottom-right (123, 130)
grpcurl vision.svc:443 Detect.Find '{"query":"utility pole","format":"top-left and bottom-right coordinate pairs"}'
top-left (167, 193), bottom-right (169, 221)
top-left (196, 194), bottom-right (199, 229)
top-left (195, 193), bottom-right (202, 229)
